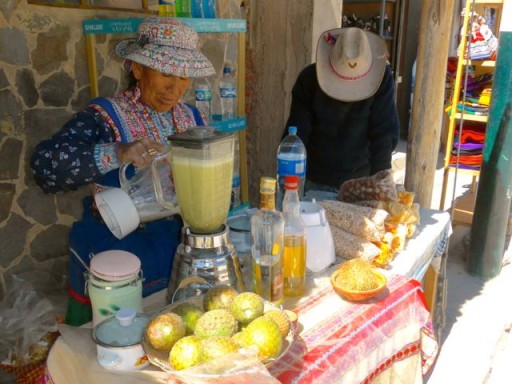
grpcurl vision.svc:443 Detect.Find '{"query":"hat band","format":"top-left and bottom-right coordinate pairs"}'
top-left (328, 51), bottom-right (372, 81)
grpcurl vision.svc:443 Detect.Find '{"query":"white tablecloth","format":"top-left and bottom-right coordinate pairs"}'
top-left (46, 208), bottom-right (451, 384)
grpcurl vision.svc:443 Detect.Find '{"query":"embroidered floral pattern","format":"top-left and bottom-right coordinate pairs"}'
top-left (31, 87), bottom-right (201, 194)
top-left (115, 18), bottom-right (215, 78)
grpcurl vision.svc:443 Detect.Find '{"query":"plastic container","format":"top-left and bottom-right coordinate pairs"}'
top-left (168, 127), bottom-right (235, 234)
top-left (276, 126), bottom-right (307, 209)
top-left (158, 0), bottom-right (176, 17)
top-left (194, 77), bottom-right (212, 124)
top-left (87, 251), bottom-right (143, 327)
top-left (92, 308), bottom-right (150, 371)
top-left (220, 65), bottom-right (237, 121)
top-left (282, 175), bottom-right (307, 296)
top-left (175, 0), bottom-right (191, 17)
top-left (250, 177), bottom-right (285, 306)
top-left (299, 201), bottom-right (335, 273)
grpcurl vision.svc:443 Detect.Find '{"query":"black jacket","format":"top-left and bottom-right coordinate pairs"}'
top-left (284, 63), bottom-right (400, 188)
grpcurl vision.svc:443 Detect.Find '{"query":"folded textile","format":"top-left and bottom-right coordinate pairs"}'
top-left (455, 129), bottom-right (486, 144)
top-left (453, 142), bottom-right (484, 150)
top-left (450, 154), bottom-right (483, 165)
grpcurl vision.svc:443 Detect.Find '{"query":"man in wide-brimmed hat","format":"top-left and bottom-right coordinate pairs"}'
top-left (284, 27), bottom-right (400, 193)
top-left (31, 17), bottom-right (215, 326)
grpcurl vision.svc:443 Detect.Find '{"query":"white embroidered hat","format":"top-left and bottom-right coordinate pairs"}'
top-left (316, 27), bottom-right (388, 101)
top-left (115, 17), bottom-right (215, 78)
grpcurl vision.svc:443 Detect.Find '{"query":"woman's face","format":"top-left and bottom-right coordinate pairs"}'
top-left (132, 63), bottom-right (192, 113)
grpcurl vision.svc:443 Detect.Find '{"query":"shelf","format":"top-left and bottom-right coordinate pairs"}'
top-left (474, 0), bottom-right (503, 4)
top-left (461, 59), bottom-right (496, 67)
top-left (447, 166), bottom-right (481, 177)
top-left (83, 17), bottom-right (247, 35)
top-left (344, 0), bottom-right (396, 3)
top-left (210, 117), bottom-right (246, 132)
top-left (452, 190), bottom-right (477, 226)
top-left (453, 113), bottom-right (488, 123)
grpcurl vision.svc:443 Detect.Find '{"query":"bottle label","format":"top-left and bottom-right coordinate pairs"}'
top-left (277, 158), bottom-right (306, 177)
top-left (195, 88), bottom-right (212, 101)
top-left (220, 86), bottom-right (237, 98)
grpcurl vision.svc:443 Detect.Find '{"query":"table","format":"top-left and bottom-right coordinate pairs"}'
top-left (45, 208), bottom-right (450, 383)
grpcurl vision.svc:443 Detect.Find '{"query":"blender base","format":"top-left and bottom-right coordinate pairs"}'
top-left (167, 225), bottom-right (246, 303)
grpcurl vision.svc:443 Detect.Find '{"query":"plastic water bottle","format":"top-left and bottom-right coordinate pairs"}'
top-left (175, 0), bottom-right (191, 17)
top-left (276, 126), bottom-right (307, 210)
top-left (201, 0), bottom-right (217, 18)
top-left (194, 77), bottom-right (212, 124)
top-left (220, 65), bottom-right (237, 121)
top-left (159, 0), bottom-right (176, 17)
top-left (191, 0), bottom-right (202, 17)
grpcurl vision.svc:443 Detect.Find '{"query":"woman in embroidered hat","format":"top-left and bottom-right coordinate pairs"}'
top-left (283, 27), bottom-right (400, 193)
top-left (30, 17), bottom-right (215, 326)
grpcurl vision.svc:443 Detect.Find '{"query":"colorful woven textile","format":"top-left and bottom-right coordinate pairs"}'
top-left (269, 275), bottom-right (437, 383)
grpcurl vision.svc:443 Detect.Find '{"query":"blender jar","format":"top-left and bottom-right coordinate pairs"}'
top-left (168, 127), bottom-right (235, 234)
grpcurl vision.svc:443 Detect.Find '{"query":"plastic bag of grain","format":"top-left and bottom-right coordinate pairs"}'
top-left (319, 200), bottom-right (389, 242)
top-left (330, 226), bottom-right (381, 261)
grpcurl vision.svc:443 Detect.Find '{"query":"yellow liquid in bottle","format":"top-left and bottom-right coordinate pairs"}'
top-left (283, 235), bottom-right (306, 296)
top-left (172, 155), bottom-right (233, 233)
top-left (158, 1), bottom-right (176, 17)
top-left (252, 254), bottom-right (284, 306)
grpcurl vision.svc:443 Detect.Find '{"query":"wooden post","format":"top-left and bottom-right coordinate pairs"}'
top-left (405, 0), bottom-right (456, 323)
top-left (405, 0), bottom-right (456, 207)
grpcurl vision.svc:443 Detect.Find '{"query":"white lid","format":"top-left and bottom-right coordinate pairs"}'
top-left (300, 201), bottom-right (327, 227)
top-left (90, 250), bottom-right (141, 281)
top-left (94, 188), bottom-right (140, 239)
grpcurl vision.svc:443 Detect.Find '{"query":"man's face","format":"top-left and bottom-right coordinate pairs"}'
top-left (132, 63), bottom-right (192, 113)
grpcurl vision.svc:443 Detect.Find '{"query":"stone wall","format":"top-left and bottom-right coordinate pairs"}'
top-left (0, 0), bottom-right (240, 311)
top-left (0, 0), bottom-right (339, 315)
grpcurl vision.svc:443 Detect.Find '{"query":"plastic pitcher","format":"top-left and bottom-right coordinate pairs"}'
top-left (95, 154), bottom-right (179, 239)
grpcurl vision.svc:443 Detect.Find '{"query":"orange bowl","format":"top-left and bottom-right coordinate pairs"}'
top-left (330, 268), bottom-right (387, 302)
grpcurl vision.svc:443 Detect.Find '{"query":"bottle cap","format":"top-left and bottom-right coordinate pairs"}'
top-left (284, 175), bottom-right (299, 190)
top-left (288, 126), bottom-right (298, 135)
top-left (260, 177), bottom-right (276, 191)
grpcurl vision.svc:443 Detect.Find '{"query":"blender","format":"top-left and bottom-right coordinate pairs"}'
top-left (166, 127), bottom-right (245, 302)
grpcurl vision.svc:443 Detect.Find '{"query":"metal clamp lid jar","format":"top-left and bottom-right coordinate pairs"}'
top-left (87, 250), bottom-right (143, 326)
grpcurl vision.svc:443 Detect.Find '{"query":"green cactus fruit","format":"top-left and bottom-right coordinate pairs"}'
top-left (194, 309), bottom-right (238, 338)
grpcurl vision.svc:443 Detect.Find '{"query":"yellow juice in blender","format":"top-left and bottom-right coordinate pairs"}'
top-left (172, 154), bottom-right (233, 233)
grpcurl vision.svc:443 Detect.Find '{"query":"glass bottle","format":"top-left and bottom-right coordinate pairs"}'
top-left (250, 177), bottom-right (284, 306)
top-left (282, 175), bottom-right (307, 296)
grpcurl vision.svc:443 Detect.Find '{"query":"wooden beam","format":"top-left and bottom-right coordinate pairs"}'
top-left (405, 0), bottom-right (456, 208)
top-left (85, 34), bottom-right (99, 98)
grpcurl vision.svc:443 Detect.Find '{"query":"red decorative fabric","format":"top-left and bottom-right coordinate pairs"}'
top-left (269, 275), bottom-right (437, 383)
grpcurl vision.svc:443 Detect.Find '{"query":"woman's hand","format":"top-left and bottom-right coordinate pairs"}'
top-left (117, 139), bottom-right (166, 168)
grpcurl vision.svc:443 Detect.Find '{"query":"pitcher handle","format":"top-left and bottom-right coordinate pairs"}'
top-left (151, 154), bottom-right (178, 211)
top-left (119, 162), bottom-right (132, 189)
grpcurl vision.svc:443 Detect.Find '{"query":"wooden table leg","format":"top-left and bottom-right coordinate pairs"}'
top-left (423, 265), bottom-right (438, 316)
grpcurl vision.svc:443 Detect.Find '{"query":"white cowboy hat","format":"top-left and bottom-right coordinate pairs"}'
top-left (316, 27), bottom-right (388, 102)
